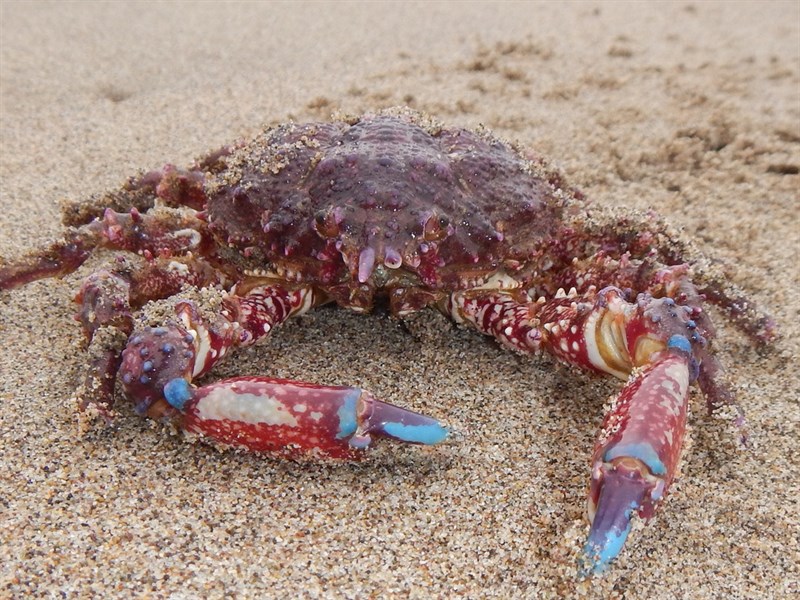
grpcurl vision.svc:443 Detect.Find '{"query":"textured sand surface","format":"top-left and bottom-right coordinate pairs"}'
top-left (1, 2), bottom-right (798, 598)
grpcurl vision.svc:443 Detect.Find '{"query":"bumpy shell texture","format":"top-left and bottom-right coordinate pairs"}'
top-left (207, 109), bottom-right (572, 294)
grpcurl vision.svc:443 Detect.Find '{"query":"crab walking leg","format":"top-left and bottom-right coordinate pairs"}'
top-left (446, 286), bottom-right (705, 572)
top-left (0, 206), bottom-right (210, 291)
top-left (118, 282), bottom-right (447, 455)
top-left (517, 260), bottom-right (747, 421)
top-left (75, 255), bottom-right (224, 340)
top-left (61, 157), bottom-right (222, 227)
top-left (162, 377), bottom-right (447, 458)
top-left (563, 211), bottom-right (778, 344)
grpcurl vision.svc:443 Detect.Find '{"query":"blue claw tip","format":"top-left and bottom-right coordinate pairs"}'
top-left (164, 378), bottom-right (193, 410)
top-left (381, 421), bottom-right (449, 445)
top-left (580, 505), bottom-right (635, 576)
top-left (579, 461), bottom-right (653, 576)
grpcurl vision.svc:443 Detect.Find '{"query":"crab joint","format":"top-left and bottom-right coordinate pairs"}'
top-left (164, 376), bottom-right (448, 459)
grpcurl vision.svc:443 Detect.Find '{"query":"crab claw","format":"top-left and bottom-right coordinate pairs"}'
top-left (580, 350), bottom-right (692, 575)
top-left (347, 392), bottom-right (449, 447)
top-left (161, 376), bottom-right (447, 459)
top-left (580, 458), bottom-right (663, 575)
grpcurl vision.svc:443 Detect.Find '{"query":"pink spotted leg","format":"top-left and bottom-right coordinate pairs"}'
top-left (120, 281), bottom-right (447, 459)
top-left (447, 285), bottom-right (710, 574)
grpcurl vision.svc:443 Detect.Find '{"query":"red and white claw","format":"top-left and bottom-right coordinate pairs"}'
top-left (160, 377), bottom-right (448, 459)
top-left (580, 350), bottom-right (691, 575)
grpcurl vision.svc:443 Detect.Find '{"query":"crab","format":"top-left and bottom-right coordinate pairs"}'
top-left (0, 107), bottom-right (776, 574)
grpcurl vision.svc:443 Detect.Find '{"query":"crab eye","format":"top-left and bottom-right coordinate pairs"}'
top-left (232, 187), bottom-right (249, 202)
top-left (423, 212), bottom-right (451, 241)
top-left (313, 209), bottom-right (339, 238)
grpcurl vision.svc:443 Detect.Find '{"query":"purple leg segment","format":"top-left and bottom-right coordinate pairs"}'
top-left (0, 206), bottom-right (211, 292)
top-left (72, 256), bottom-right (225, 421)
top-left (74, 255), bottom-right (223, 340)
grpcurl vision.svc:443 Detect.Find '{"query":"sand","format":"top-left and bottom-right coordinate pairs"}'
top-left (1, 1), bottom-right (798, 598)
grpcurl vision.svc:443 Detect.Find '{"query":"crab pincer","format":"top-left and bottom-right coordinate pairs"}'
top-left (159, 377), bottom-right (448, 459)
top-left (580, 345), bottom-right (692, 575)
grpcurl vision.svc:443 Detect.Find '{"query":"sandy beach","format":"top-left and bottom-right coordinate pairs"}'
top-left (1, 2), bottom-right (798, 598)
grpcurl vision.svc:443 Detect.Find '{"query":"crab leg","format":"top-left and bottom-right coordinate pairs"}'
top-left (118, 280), bottom-right (446, 456)
top-left (61, 147), bottom-right (233, 227)
top-left (0, 143), bottom-right (235, 292)
top-left (0, 206), bottom-right (211, 291)
top-left (75, 255), bottom-right (224, 340)
top-left (560, 212), bottom-right (778, 344)
top-left (447, 284), bottom-right (711, 573)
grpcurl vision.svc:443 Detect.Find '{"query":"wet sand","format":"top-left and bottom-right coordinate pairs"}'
top-left (1, 2), bottom-right (798, 598)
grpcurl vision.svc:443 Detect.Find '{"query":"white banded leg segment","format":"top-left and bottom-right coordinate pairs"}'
top-left (445, 291), bottom-right (543, 354)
